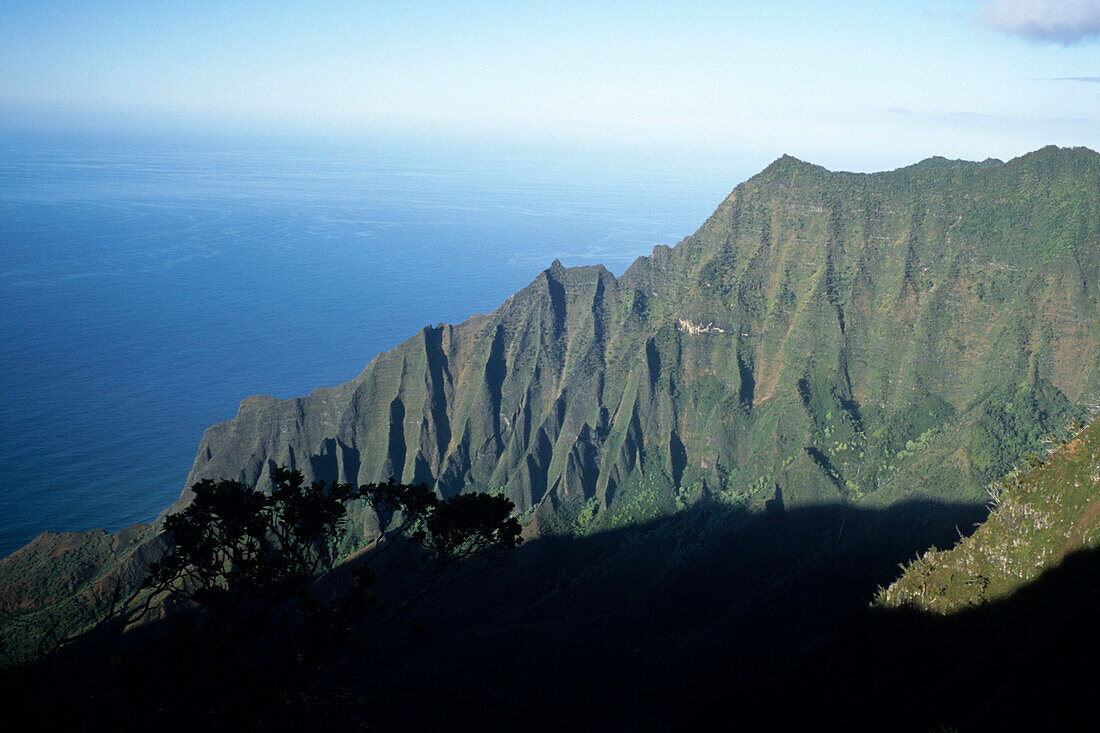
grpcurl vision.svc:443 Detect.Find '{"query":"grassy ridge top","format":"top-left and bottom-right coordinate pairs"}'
top-left (881, 414), bottom-right (1100, 612)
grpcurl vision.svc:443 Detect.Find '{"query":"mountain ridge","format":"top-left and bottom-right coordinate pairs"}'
top-left (3, 146), bottom-right (1099, 661)
top-left (178, 145), bottom-right (1100, 540)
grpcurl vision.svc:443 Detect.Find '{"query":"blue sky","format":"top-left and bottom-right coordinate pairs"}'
top-left (1, 0), bottom-right (1098, 170)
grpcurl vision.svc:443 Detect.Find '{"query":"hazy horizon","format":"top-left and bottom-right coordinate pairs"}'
top-left (2, 1), bottom-right (1098, 172)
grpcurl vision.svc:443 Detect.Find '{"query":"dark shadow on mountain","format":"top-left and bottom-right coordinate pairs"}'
top-left (722, 543), bottom-right (1100, 733)
top-left (765, 484), bottom-right (785, 513)
top-left (325, 498), bottom-right (989, 732)
top-left (16, 496), bottom-right (1061, 732)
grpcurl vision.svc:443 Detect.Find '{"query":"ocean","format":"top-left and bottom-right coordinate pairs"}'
top-left (0, 130), bottom-right (741, 557)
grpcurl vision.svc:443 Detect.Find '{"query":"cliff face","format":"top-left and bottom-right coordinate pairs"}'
top-left (182, 146), bottom-right (1100, 539)
top-left (4, 145), bottom-right (1100, 668)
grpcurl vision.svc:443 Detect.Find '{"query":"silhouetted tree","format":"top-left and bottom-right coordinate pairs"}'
top-left (7, 468), bottom-right (522, 728)
top-left (143, 466), bottom-right (522, 651)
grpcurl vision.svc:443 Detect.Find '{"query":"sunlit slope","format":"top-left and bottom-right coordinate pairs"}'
top-left (881, 415), bottom-right (1100, 612)
top-left (182, 146), bottom-right (1100, 538)
top-left (0, 525), bottom-right (166, 661)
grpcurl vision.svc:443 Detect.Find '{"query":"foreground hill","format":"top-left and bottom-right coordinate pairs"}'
top-left (881, 415), bottom-right (1100, 611)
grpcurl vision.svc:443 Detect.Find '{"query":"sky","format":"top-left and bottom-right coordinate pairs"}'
top-left (1, 0), bottom-right (1098, 171)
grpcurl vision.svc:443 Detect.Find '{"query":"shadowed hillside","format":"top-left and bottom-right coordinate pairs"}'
top-left (8, 421), bottom-right (1100, 729)
top-left (315, 498), bottom-right (987, 731)
top-left (734, 544), bottom-right (1100, 732)
top-left (2, 497), bottom-right (986, 730)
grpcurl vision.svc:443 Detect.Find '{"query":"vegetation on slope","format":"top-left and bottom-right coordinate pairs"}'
top-left (0, 524), bottom-right (162, 665)
top-left (736, 414), bottom-right (1100, 732)
top-left (5, 145), bottom-right (1100, 673)
top-left (181, 146), bottom-right (1100, 549)
top-left (880, 414), bottom-right (1100, 612)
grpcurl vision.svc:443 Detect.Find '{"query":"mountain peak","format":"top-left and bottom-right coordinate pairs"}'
top-left (754, 153), bottom-right (830, 183)
top-left (912, 155), bottom-right (971, 168)
top-left (1013, 144), bottom-right (1100, 166)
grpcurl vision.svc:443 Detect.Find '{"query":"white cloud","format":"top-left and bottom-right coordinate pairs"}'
top-left (981, 0), bottom-right (1100, 42)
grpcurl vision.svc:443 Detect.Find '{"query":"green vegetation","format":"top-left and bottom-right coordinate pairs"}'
top-left (880, 415), bottom-right (1100, 612)
top-left (0, 524), bottom-right (160, 666)
top-left (4, 146), bottom-right (1100, 727)
top-left (158, 146), bottom-right (1099, 545)
top-left (966, 379), bottom-right (1077, 486)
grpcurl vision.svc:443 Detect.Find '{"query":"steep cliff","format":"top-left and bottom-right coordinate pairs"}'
top-left (4, 144), bottom-right (1100, 673)
top-left (182, 146), bottom-right (1100, 540)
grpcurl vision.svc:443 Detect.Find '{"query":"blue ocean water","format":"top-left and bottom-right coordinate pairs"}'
top-left (0, 131), bottom-right (740, 557)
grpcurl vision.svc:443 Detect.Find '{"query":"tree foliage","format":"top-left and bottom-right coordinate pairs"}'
top-left (0, 468), bottom-right (522, 727)
top-left (146, 468), bottom-right (355, 639)
top-left (144, 466), bottom-right (522, 648)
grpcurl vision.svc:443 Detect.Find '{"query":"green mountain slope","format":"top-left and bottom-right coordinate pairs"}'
top-left (735, 415), bottom-right (1100, 732)
top-left (3, 146), bottom-right (1099, 664)
top-left (0, 525), bottom-right (165, 662)
top-left (880, 415), bottom-right (1100, 611)
top-left (182, 145), bottom-right (1100, 541)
